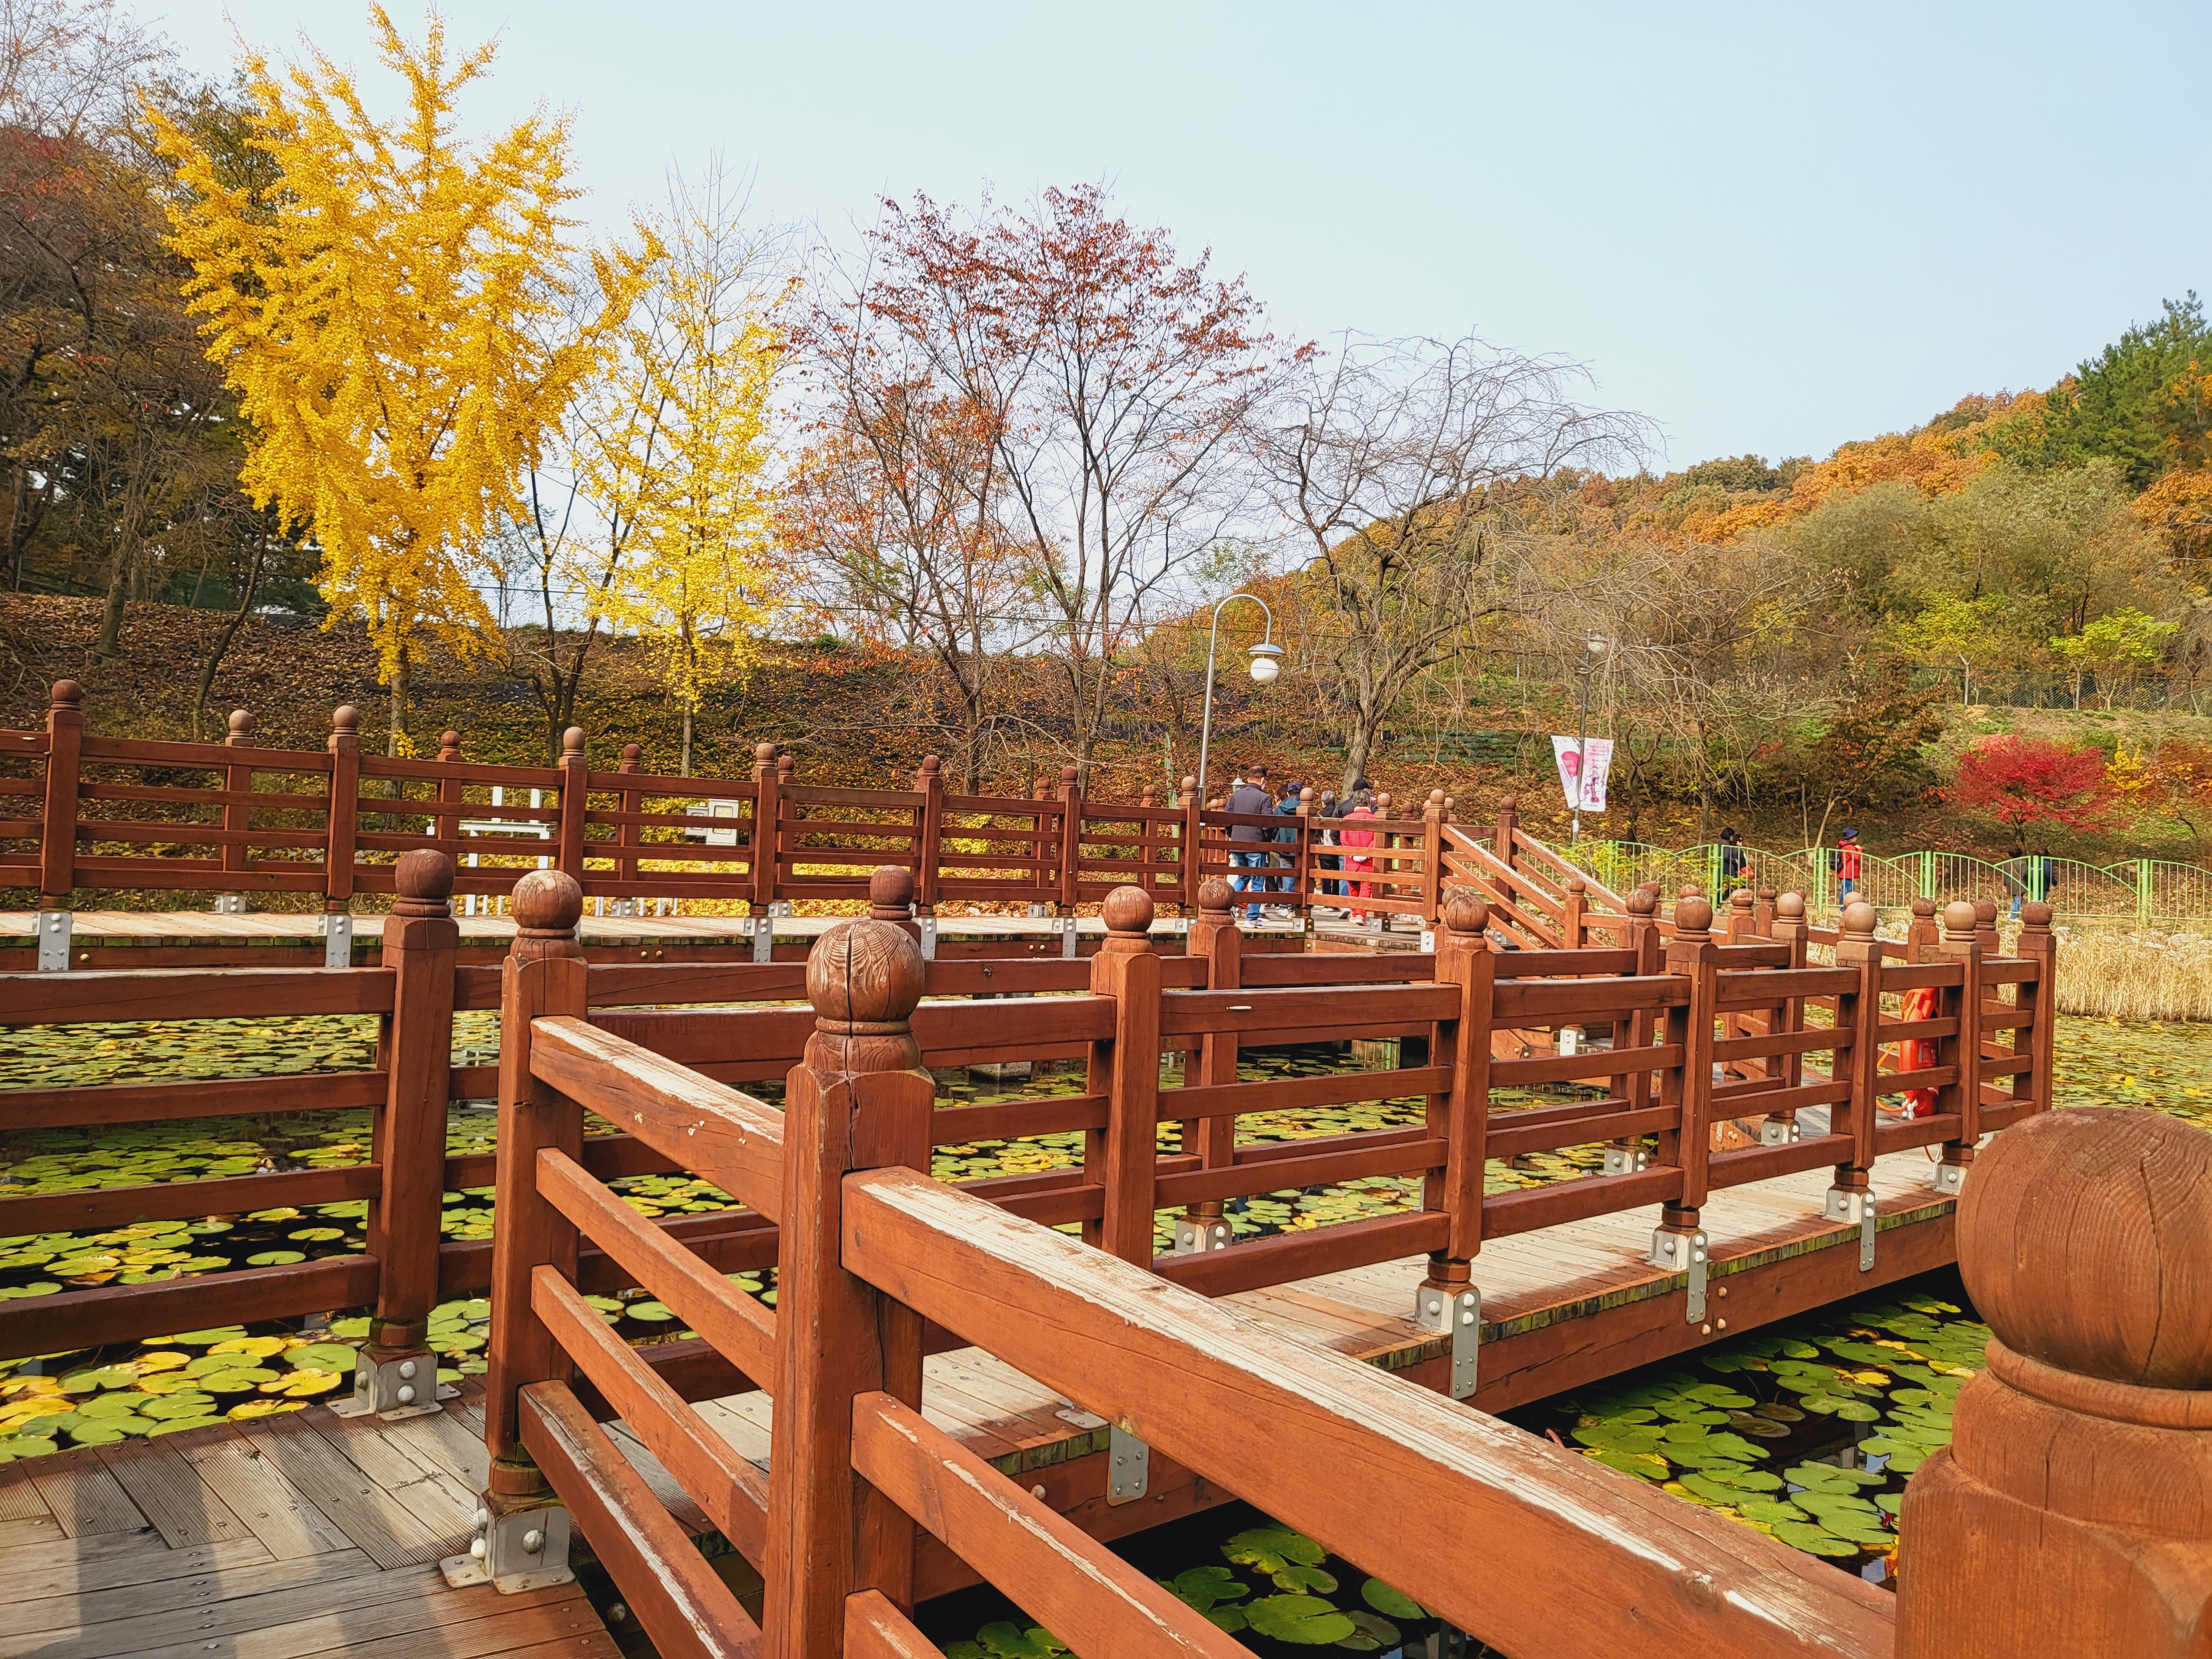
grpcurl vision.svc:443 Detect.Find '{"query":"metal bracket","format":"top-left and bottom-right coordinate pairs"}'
top-left (1107, 1425), bottom-right (1149, 1504)
top-left (917, 916), bottom-right (937, 961)
top-left (1648, 1227), bottom-right (1709, 1323)
top-left (36, 910), bottom-right (70, 972)
top-left (1413, 1283), bottom-right (1480, 1400)
top-left (1056, 914), bottom-right (1077, 958)
top-left (1825, 1186), bottom-right (1878, 1271)
top-left (1602, 1143), bottom-right (1651, 1177)
top-left (213, 893), bottom-right (246, 914)
top-left (1419, 928), bottom-right (1436, 953)
top-left (442, 1503), bottom-right (573, 1592)
top-left (320, 912), bottom-right (353, 969)
top-left (1027, 901), bottom-right (1050, 919)
top-left (1929, 1160), bottom-right (1967, 1197)
top-left (1759, 1116), bottom-right (1802, 1146)
top-left (750, 914), bottom-right (774, 964)
top-left (328, 1350), bottom-right (458, 1421)
top-left (1169, 1215), bottom-right (1232, 1254)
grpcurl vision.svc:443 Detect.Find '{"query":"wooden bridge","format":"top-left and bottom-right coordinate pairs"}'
top-left (1, 685), bottom-right (2206, 1656)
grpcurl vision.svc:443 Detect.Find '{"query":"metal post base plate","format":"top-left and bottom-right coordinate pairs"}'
top-left (1929, 1160), bottom-right (1967, 1197)
top-left (1603, 1144), bottom-right (1651, 1176)
top-left (1825, 1186), bottom-right (1878, 1271)
top-left (36, 910), bottom-right (71, 972)
top-left (1169, 1215), bottom-right (1232, 1254)
top-left (320, 912), bottom-right (353, 969)
top-left (1648, 1227), bottom-right (1709, 1323)
top-left (1759, 1117), bottom-right (1801, 1146)
top-left (918, 916), bottom-right (938, 961)
top-left (1107, 1425), bottom-right (1149, 1505)
top-left (1413, 1283), bottom-right (1480, 1400)
top-left (327, 1350), bottom-right (458, 1421)
top-left (442, 1503), bottom-right (573, 1593)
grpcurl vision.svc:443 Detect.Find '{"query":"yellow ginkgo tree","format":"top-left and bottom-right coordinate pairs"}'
top-left (599, 164), bottom-right (789, 775)
top-left (148, 6), bottom-right (649, 752)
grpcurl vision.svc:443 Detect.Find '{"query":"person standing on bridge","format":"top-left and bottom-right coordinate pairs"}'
top-left (1338, 789), bottom-right (1378, 925)
top-left (1833, 826), bottom-right (1863, 901)
top-left (1223, 765), bottom-right (1275, 925)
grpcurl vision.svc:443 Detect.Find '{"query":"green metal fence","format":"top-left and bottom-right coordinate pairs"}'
top-left (1567, 841), bottom-right (2212, 924)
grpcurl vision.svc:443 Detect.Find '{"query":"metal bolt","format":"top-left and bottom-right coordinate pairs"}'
top-left (523, 1528), bottom-right (545, 1554)
top-left (1717, 1285), bottom-right (1728, 1298)
top-left (398, 1360), bottom-right (417, 1380)
top-left (1031, 1485), bottom-right (1047, 1501)
top-left (397, 1385), bottom-right (416, 1405)
top-left (608, 1605), bottom-right (628, 1624)
top-left (1717, 1318), bottom-right (1728, 1330)
top-left (469, 1538), bottom-right (487, 1559)
top-left (474, 1507), bottom-right (491, 1528)
top-left (1700, 1323), bottom-right (1713, 1335)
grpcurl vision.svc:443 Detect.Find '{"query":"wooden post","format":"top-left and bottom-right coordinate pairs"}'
top-left (2012, 902), bottom-right (2057, 1113)
top-left (1830, 900), bottom-right (1885, 1220)
top-left (435, 730), bottom-right (465, 866)
top-left (1752, 883), bottom-right (1777, 937)
top-left (483, 869), bottom-right (589, 1496)
top-left (1418, 889), bottom-right (1492, 1399)
top-left (912, 755), bottom-right (942, 918)
top-left (1771, 891), bottom-right (1809, 1095)
top-left (324, 705), bottom-right (360, 919)
top-left (1086, 888), bottom-right (1162, 1265)
top-left (1905, 895), bottom-right (1939, 963)
top-left (749, 742), bottom-right (780, 914)
top-left (1494, 795), bottom-right (1517, 870)
top-left (1421, 789), bottom-right (1446, 927)
top-left (763, 915), bottom-right (934, 1651)
top-left (1653, 891), bottom-right (1717, 1317)
top-left (555, 726), bottom-right (588, 883)
top-left (1934, 900), bottom-right (1984, 1192)
top-left (218, 708), bottom-right (255, 901)
top-left (1057, 763), bottom-right (1082, 915)
top-left (1726, 886), bottom-right (1755, 943)
top-left (1973, 896), bottom-right (2001, 956)
top-left (38, 679), bottom-right (82, 907)
top-left (1562, 875), bottom-right (1588, 951)
top-left (1606, 887), bottom-right (1663, 1176)
top-left (1896, 1107), bottom-right (2212, 1659)
top-left (614, 742), bottom-right (642, 901)
top-left (1173, 877), bottom-right (1240, 1254)
top-left (358, 848), bottom-right (458, 1412)
top-left (1179, 774), bottom-right (1202, 915)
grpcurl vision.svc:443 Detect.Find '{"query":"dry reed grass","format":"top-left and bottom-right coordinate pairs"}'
top-left (2039, 924), bottom-right (2212, 1022)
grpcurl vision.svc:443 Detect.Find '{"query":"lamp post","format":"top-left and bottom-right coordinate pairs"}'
top-left (1194, 592), bottom-right (1284, 803)
top-left (1572, 632), bottom-right (1608, 844)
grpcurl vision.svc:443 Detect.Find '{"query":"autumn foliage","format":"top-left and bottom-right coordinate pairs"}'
top-left (1950, 735), bottom-right (2115, 848)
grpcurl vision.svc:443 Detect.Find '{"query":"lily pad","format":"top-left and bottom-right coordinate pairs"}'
top-left (244, 1250), bottom-right (306, 1266)
top-left (1224, 1526), bottom-right (1326, 1575)
top-left (1159, 1566), bottom-right (1249, 1614)
top-left (287, 1343), bottom-right (358, 1372)
top-left (1771, 1520), bottom-right (1860, 1557)
top-left (1245, 1595), bottom-right (1357, 1645)
top-left (1334, 1610), bottom-right (1401, 1651)
top-left (1360, 1580), bottom-right (1424, 1620)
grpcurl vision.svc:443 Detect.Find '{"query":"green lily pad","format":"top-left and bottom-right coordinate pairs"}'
top-left (1738, 1498), bottom-right (1807, 1524)
top-left (1360, 1580), bottom-right (1423, 1620)
top-left (1245, 1594), bottom-right (1357, 1645)
top-left (140, 1394), bottom-right (217, 1420)
top-left (969, 1624), bottom-right (1065, 1657)
top-left (1224, 1526), bottom-right (1325, 1575)
top-left (1334, 1609), bottom-right (1401, 1651)
top-left (244, 1250), bottom-right (306, 1266)
top-left (146, 1415), bottom-right (225, 1437)
top-left (1159, 1566), bottom-right (1249, 1613)
top-left (163, 1327), bottom-right (250, 1346)
top-left (287, 1344), bottom-right (358, 1372)
top-left (1272, 1563), bottom-right (1338, 1594)
top-left (624, 1301), bottom-right (676, 1322)
top-left (1771, 1520), bottom-right (1860, 1557)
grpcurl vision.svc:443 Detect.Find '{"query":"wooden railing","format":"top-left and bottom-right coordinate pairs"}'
top-left (471, 891), bottom-right (2149, 1659)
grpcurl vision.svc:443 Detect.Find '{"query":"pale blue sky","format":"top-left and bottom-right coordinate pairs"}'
top-left (150, 2), bottom-right (2210, 469)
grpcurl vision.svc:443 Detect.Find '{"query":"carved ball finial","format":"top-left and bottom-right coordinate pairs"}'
top-left (1626, 886), bottom-right (1657, 916)
top-left (1499, 796), bottom-right (1518, 813)
top-left (868, 864), bottom-right (914, 917)
top-left (395, 848), bottom-right (455, 907)
top-left (919, 754), bottom-right (941, 777)
top-left (2021, 901), bottom-right (2053, 930)
top-left (1676, 895), bottom-right (1714, 936)
top-left (1974, 898), bottom-right (1998, 927)
top-left (1944, 900), bottom-right (1979, 940)
top-left (1443, 888), bottom-right (1489, 936)
top-left (1102, 885), bottom-right (1154, 935)
top-left (778, 754), bottom-right (796, 778)
top-left (1777, 890), bottom-right (1806, 919)
top-left (440, 730), bottom-right (463, 759)
top-left (332, 705), bottom-right (359, 734)
top-left (1141, 784), bottom-right (1157, 807)
top-left (755, 741), bottom-right (778, 764)
top-left (1567, 875), bottom-right (1587, 894)
top-left (1959, 1106), bottom-right (2212, 1389)
top-left (512, 868), bottom-right (583, 935)
top-left (1912, 895), bottom-right (1937, 919)
top-left (1841, 900), bottom-right (1879, 938)
top-left (1730, 887), bottom-right (1754, 910)
top-left (1757, 883), bottom-right (1777, 901)
top-left (1198, 875), bottom-right (1234, 914)
top-left (620, 742), bottom-right (641, 763)
top-left (1180, 775), bottom-right (1197, 800)
top-left (1679, 883), bottom-right (1703, 900)
top-left (1061, 764), bottom-right (1079, 785)
top-left (49, 679), bottom-right (81, 708)
top-left (806, 917), bottom-right (925, 1028)
top-left (561, 728), bottom-right (587, 762)
top-left (227, 708), bottom-right (255, 739)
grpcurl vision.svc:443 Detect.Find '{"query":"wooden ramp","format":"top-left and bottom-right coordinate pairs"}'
top-left (0, 1385), bottom-right (616, 1659)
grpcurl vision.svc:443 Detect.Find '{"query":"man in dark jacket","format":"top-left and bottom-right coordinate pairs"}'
top-left (1222, 765), bottom-right (1274, 925)
top-left (1267, 781), bottom-right (1305, 916)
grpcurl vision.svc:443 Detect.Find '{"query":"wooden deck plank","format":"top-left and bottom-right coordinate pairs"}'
top-left (8, 1548), bottom-right (381, 1643)
top-left (0, 1464), bottom-right (55, 1522)
top-left (232, 1412), bottom-right (466, 1569)
top-left (301, 1404), bottom-right (482, 1543)
top-left (29, 1451), bottom-right (152, 1537)
top-left (3, 1531), bottom-right (276, 1610)
top-left (174, 1426), bottom-right (356, 1561)
top-left (96, 1435), bottom-right (255, 1547)
top-left (375, 1406), bottom-right (493, 1492)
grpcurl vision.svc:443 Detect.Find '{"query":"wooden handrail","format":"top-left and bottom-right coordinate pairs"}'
top-left (840, 1164), bottom-right (1895, 1659)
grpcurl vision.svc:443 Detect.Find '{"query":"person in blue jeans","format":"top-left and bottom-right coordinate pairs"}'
top-left (1222, 766), bottom-right (1275, 924)
top-left (1267, 781), bottom-right (1305, 912)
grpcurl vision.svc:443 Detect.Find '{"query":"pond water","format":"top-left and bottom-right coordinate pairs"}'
top-left (1, 1009), bottom-right (2206, 1655)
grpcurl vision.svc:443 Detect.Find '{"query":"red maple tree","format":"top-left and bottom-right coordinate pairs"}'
top-left (1950, 735), bottom-right (2114, 850)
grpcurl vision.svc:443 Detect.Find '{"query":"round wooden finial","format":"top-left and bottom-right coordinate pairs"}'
top-left (1679, 883), bottom-right (1703, 899)
top-left (1103, 885), bottom-right (1154, 935)
top-left (50, 679), bottom-right (81, 708)
top-left (1567, 875), bottom-right (1587, 894)
top-left (1841, 900), bottom-right (1878, 937)
top-left (1443, 888), bottom-right (1489, 936)
top-left (868, 865), bottom-right (915, 919)
top-left (1974, 898), bottom-right (1998, 928)
top-left (1302, 786), bottom-right (1317, 807)
top-left (1730, 888), bottom-right (1754, 914)
top-left (512, 868), bottom-right (583, 935)
top-left (920, 755), bottom-right (941, 777)
top-left (1777, 891), bottom-right (1806, 919)
top-left (227, 708), bottom-right (255, 740)
top-left (1198, 875), bottom-right (1234, 914)
top-left (806, 917), bottom-right (925, 1028)
top-left (1141, 784), bottom-right (1157, 807)
top-left (1676, 895), bottom-right (1714, 936)
top-left (561, 727), bottom-right (586, 762)
top-left (1959, 1107), bottom-right (2212, 1389)
top-left (778, 754), bottom-right (796, 779)
top-left (2022, 901), bottom-right (2053, 929)
top-left (1626, 886), bottom-right (1657, 916)
top-left (394, 849), bottom-right (455, 909)
top-left (1061, 764), bottom-right (1079, 786)
top-left (332, 705), bottom-right (359, 734)
top-left (441, 731), bottom-right (463, 759)
top-left (620, 742), bottom-right (641, 763)
top-left (1757, 883), bottom-right (1777, 902)
top-left (755, 741), bottom-right (778, 764)
top-left (1427, 789), bottom-right (1446, 808)
top-left (1180, 775), bottom-right (1197, 801)
top-left (1944, 900), bottom-right (1978, 939)
top-left (1911, 896), bottom-right (1937, 920)
top-left (1499, 796), bottom-right (1518, 812)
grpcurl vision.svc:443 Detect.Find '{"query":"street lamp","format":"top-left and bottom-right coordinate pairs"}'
top-left (1572, 632), bottom-right (1609, 844)
top-left (1194, 592), bottom-right (1285, 802)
